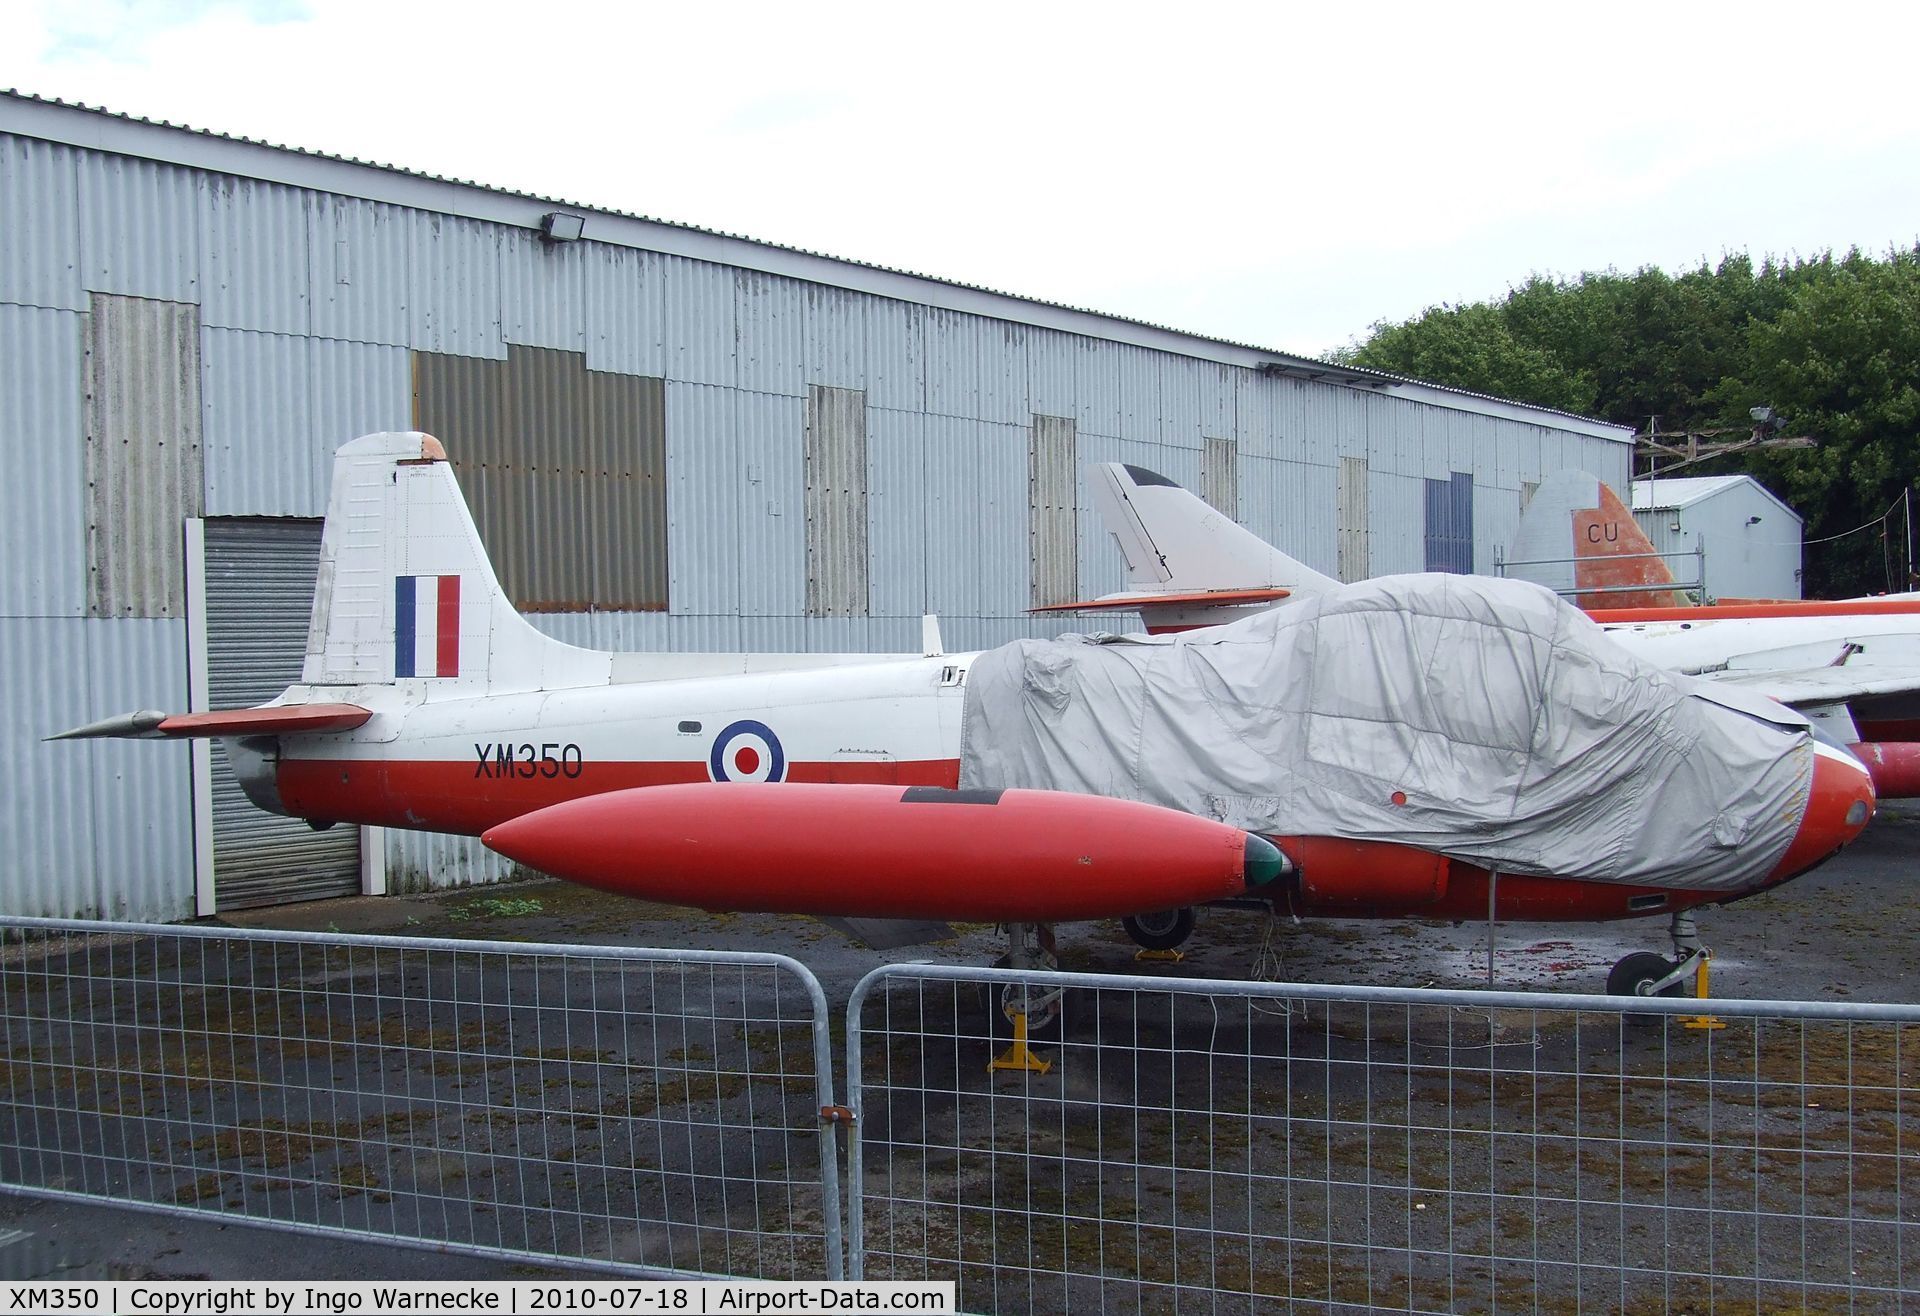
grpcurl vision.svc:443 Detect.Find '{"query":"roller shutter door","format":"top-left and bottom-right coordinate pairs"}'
top-left (205, 518), bottom-right (360, 909)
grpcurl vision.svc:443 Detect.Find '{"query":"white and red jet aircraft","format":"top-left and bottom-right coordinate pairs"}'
top-left (58, 434), bottom-right (1874, 999)
top-left (1057, 463), bottom-right (1920, 799)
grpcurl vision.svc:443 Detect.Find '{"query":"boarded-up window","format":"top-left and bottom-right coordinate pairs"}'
top-left (1424, 471), bottom-right (1475, 574)
top-left (1201, 437), bottom-right (1239, 519)
top-left (805, 385), bottom-right (868, 617)
top-left (86, 293), bottom-right (204, 618)
top-left (1029, 415), bottom-right (1077, 608)
top-left (1338, 456), bottom-right (1369, 583)
top-left (413, 346), bottom-right (666, 611)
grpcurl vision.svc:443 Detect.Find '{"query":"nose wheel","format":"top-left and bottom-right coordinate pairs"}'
top-left (1607, 911), bottom-right (1709, 1002)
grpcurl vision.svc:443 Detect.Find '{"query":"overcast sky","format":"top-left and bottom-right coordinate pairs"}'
top-left (4, 0), bottom-right (1916, 357)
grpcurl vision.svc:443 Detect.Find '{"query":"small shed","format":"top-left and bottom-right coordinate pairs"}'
top-left (1632, 475), bottom-right (1804, 601)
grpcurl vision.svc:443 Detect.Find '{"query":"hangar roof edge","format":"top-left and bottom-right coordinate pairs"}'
top-left (1, 88), bottom-right (1631, 443)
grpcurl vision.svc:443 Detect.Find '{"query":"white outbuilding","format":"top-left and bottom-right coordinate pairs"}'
top-left (1631, 475), bottom-right (1804, 601)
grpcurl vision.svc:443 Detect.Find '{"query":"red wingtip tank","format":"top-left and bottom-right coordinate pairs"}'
top-left (482, 783), bottom-right (1287, 921)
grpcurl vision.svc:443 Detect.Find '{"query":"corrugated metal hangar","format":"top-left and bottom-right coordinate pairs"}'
top-left (1633, 475), bottom-right (1805, 602)
top-left (0, 91), bottom-right (1635, 922)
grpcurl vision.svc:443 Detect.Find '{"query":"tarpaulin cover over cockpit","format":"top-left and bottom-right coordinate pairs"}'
top-left (961, 574), bottom-right (1814, 890)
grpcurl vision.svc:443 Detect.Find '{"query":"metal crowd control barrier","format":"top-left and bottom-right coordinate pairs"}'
top-left (0, 918), bottom-right (842, 1279)
top-left (846, 964), bottom-right (1919, 1312)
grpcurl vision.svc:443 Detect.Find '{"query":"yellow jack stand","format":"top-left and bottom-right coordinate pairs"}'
top-left (988, 1012), bottom-right (1052, 1074)
top-left (1680, 952), bottom-right (1726, 1031)
top-left (1134, 948), bottom-right (1185, 964)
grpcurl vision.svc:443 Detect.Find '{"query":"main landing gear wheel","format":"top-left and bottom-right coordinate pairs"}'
top-left (1122, 907), bottom-right (1196, 952)
top-left (1607, 951), bottom-right (1686, 1000)
top-left (983, 923), bottom-right (1066, 1042)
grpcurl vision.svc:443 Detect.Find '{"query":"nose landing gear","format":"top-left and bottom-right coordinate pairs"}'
top-left (1607, 911), bottom-right (1710, 1001)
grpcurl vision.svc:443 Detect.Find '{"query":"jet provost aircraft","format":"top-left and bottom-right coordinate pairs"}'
top-left (58, 434), bottom-right (1873, 1000)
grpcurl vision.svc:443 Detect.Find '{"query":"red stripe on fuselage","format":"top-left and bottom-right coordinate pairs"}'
top-left (1590, 598), bottom-right (1920, 624)
top-left (275, 756), bottom-right (963, 836)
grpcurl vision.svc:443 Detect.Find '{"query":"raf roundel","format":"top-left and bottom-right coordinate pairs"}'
top-left (708, 720), bottom-right (787, 783)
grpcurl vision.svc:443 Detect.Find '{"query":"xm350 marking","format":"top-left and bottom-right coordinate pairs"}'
top-left (474, 743), bottom-right (585, 779)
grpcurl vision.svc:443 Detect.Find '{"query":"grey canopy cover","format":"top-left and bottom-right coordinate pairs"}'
top-left (961, 574), bottom-right (1812, 890)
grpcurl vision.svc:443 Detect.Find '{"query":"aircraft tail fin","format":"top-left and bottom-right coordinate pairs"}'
top-left (1505, 471), bottom-right (1687, 611)
top-left (1092, 462), bottom-right (1340, 598)
top-left (302, 432), bottom-right (609, 693)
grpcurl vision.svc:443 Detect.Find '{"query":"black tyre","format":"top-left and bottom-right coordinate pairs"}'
top-left (979, 954), bottom-right (1068, 1043)
top-left (1122, 907), bottom-right (1197, 952)
top-left (1607, 951), bottom-right (1684, 999)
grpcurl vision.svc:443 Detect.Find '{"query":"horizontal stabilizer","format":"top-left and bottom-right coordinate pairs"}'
top-left (49, 703), bottom-right (372, 741)
top-left (1032, 588), bottom-right (1292, 614)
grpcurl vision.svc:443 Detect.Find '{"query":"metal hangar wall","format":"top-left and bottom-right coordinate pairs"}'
top-left (0, 91), bottom-right (1636, 920)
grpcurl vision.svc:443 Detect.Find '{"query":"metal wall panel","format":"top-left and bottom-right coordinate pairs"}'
top-left (85, 293), bottom-right (204, 619)
top-left (863, 297), bottom-right (924, 413)
top-left (1074, 337), bottom-right (1124, 439)
top-left (1156, 356), bottom-right (1205, 446)
top-left (1337, 455), bottom-right (1370, 583)
top-left (1235, 373), bottom-right (1309, 461)
top-left (922, 415), bottom-right (1026, 618)
top-left (308, 195), bottom-right (411, 347)
top-left (665, 379), bottom-right (743, 615)
top-left (383, 830), bottom-right (509, 894)
top-left (806, 385), bottom-right (869, 617)
top-left (309, 336), bottom-right (412, 461)
top-left (76, 151), bottom-right (200, 304)
top-left (1071, 432), bottom-right (1127, 602)
top-left (734, 389), bottom-right (805, 616)
top-left (585, 244), bottom-right (666, 378)
top-left (1028, 415), bottom-right (1077, 608)
top-left (924, 309), bottom-right (1027, 424)
top-left (802, 284), bottom-right (866, 392)
top-left (1448, 408), bottom-right (1483, 476)
top-left (0, 304), bottom-right (85, 618)
top-left (84, 618), bottom-right (193, 919)
top-left (1299, 381), bottom-right (1344, 466)
top-left (0, 617), bottom-right (193, 922)
top-left (1025, 329), bottom-right (1077, 420)
top-left (407, 211), bottom-right (505, 359)
top-left (1492, 424), bottom-right (1522, 491)
top-left (1, 619), bottom-right (96, 915)
top-left (663, 256), bottom-right (736, 387)
top-left (199, 175), bottom-right (311, 336)
top-left (1201, 435), bottom-right (1239, 518)
top-left (1475, 481), bottom-right (1520, 586)
top-left (735, 271), bottom-right (806, 397)
top-left (0, 134), bottom-right (83, 312)
top-left (1115, 343), bottom-right (1161, 441)
top-left (1368, 472), bottom-right (1426, 575)
top-left (1424, 471), bottom-right (1475, 573)
top-left (201, 327), bottom-right (316, 516)
top-left (865, 407), bottom-right (927, 618)
top-left (203, 518), bottom-right (359, 909)
top-left (499, 228), bottom-right (589, 354)
top-left (1240, 455), bottom-right (1335, 575)
top-left (415, 346), bottom-right (667, 611)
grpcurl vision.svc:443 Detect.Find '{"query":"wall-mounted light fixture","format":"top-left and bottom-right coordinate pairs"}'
top-left (1747, 515), bottom-right (1763, 525)
top-left (540, 212), bottom-right (585, 243)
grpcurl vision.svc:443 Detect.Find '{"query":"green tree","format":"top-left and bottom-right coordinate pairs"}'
top-left (1337, 301), bottom-right (1595, 414)
top-left (1340, 246), bottom-right (1920, 597)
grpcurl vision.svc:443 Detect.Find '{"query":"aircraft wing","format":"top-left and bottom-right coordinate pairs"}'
top-left (1704, 667), bottom-right (1920, 707)
top-left (1031, 588), bottom-right (1291, 614)
top-left (48, 703), bottom-right (373, 741)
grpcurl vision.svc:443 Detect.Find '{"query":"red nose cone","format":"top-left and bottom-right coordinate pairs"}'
top-left (1767, 746), bottom-right (1876, 883)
